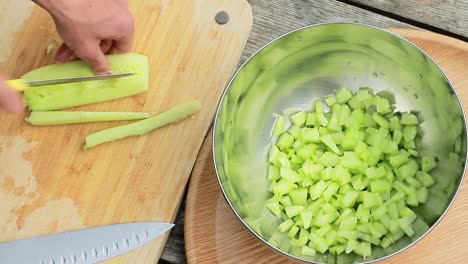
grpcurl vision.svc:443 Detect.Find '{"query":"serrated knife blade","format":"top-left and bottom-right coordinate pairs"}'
top-left (0, 221), bottom-right (174, 264)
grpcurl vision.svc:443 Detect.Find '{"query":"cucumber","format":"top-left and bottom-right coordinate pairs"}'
top-left (23, 53), bottom-right (149, 110)
top-left (26, 111), bottom-right (148, 125)
top-left (85, 100), bottom-right (200, 149)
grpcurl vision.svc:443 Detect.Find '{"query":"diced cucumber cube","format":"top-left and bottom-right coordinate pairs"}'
top-left (342, 191), bottom-right (359, 208)
top-left (301, 245), bottom-right (317, 257)
top-left (401, 112), bottom-right (419, 125)
top-left (309, 180), bottom-right (328, 200)
top-left (290, 111), bottom-right (307, 127)
top-left (306, 112), bottom-right (317, 126)
top-left (300, 211), bottom-right (314, 229)
top-left (403, 125), bottom-right (417, 141)
top-left (309, 232), bottom-right (329, 253)
top-left (273, 115), bottom-right (286, 136)
top-left (266, 201), bottom-right (283, 217)
top-left (277, 133), bottom-right (294, 150)
top-left (354, 242), bottom-right (372, 258)
top-left (289, 188), bottom-right (308, 206)
top-left (416, 171), bottom-right (436, 187)
top-left (421, 156), bottom-right (437, 172)
top-left (325, 96), bottom-right (337, 106)
top-left (288, 225), bottom-right (300, 238)
top-left (336, 87), bottom-right (353, 103)
top-left (285, 205), bottom-right (305, 218)
top-left (301, 127), bottom-right (321, 143)
top-left (320, 134), bottom-right (341, 154)
top-left (279, 219), bottom-right (294, 232)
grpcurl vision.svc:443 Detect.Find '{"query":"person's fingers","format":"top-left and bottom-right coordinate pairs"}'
top-left (73, 41), bottom-right (110, 74)
top-left (100, 39), bottom-right (113, 54)
top-left (0, 77), bottom-right (23, 113)
top-left (55, 43), bottom-right (74, 63)
top-left (112, 14), bottom-right (135, 53)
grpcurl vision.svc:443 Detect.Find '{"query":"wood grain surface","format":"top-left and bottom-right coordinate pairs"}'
top-left (0, 0), bottom-right (252, 263)
top-left (184, 29), bottom-right (468, 264)
top-left (345, 0), bottom-right (468, 38)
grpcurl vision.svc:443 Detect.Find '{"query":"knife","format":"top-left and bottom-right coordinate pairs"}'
top-left (0, 221), bottom-right (173, 264)
top-left (6, 72), bottom-right (135, 92)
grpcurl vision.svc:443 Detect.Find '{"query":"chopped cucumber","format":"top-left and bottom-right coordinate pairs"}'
top-left (266, 88), bottom-right (437, 258)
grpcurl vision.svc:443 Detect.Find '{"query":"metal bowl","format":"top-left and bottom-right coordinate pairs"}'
top-left (213, 23), bottom-right (467, 263)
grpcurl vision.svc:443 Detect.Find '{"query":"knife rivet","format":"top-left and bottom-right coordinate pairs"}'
top-left (215, 11), bottom-right (230, 25)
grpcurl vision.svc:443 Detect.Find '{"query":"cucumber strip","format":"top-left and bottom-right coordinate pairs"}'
top-left (26, 111), bottom-right (149, 126)
top-left (84, 100), bottom-right (201, 149)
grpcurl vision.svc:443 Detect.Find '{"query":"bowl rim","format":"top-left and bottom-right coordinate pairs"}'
top-left (211, 22), bottom-right (468, 264)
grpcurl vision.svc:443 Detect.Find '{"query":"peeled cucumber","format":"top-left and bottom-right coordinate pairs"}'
top-left (85, 100), bottom-right (201, 149)
top-left (26, 111), bottom-right (149, 126)
top-left (23, 53), bottom-right (149, 110)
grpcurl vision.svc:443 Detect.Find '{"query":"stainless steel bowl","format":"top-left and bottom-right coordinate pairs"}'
top-left (213, 23), bottom-right (467, 263)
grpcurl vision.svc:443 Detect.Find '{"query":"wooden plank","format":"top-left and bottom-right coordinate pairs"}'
top-left (344, 0), bottom-right (468, 39)
top-left (0, 0), bottom-right (252, 263)
top-left (162, 0), bottom-right (419, 263)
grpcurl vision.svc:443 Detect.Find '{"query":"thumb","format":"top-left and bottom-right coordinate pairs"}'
top-left (73, 42), bottom-right (110, 74)
top-left (0, 76), bottom-right (24, 113)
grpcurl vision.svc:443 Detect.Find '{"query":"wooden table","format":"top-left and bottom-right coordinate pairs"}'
top-left (160, 1), bottom-right (468, 263)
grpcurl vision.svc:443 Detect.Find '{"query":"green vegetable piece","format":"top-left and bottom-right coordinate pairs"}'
top-left (361, 191), bottom-right (381, 208)
top-left (416, 171), bottom-right (436, 187)
top-left (301, 127), bottom-right (321, 143)
top-left (351, 175), bottom-right (370, 191)
top-left (267, 165), bottom-right (280, 181)
top-left (389, 151), bottom-right (410, 168)
top-left (306, 112), bottom-right (317, 126)
top-left (374, 95), bottom-right (391, 114)
top-left (421, 156), bottom-right (437, 172)
top-left (389, 115), bottom-right (402, 131)
top-left (266, 201), bottom-right (282, 217)
top-left (274, 180), bottom-right (297, 197)
top-left (317, 152), bottom-right (340, 167)
top-left (288, 125), bottom-right (302, 139)
top-left (348, 109), bottom-right (365, 128)
top-left (371, 205), bottom-right (388, 221)
top-left (345, 239), bottom-right (358, 254)
top-left (278, 219), bottom-right (294, 232)
top-left (285, 205), bottom-right (305, 218)
top-left (354, 242), bottom-right (372, 258)
top-left (26, 111), bottom-right (149, 126)
top-left (341, 191), bottom-right (359, 208)
top-left (332, 165), bottom-right (352, 185)
top-left (324, 96), bottom-right (337, 106)
top-left (288, 225), bottom-right (300, 238)
top-left (23, 53), bottom-right (149, 110)
top-left (370, 179), bottom-right (391, 194)
top-left (276, 133), bottom-right (294, 150)
top-left (403, 125), bottom-right (417, 141)
top-left (297, 144), bottom-right (318, 161)
top-left (280, 167), bottom-right (302, 183)
top-left (85, 100), bottom-right (200, 149)
top-left (329, 245), bottom-right (346, 255)
top-left (280, 195), bottom-right (293, 206)
top-left (399, 221), bottom-right (415, 237)
top-left (337, 230), bottom-right (358, 240)
top-left (300, 211), bottom-right (314, 229)
top-left (301, 245), bottom-right (316, 257)
top-left (336, 87), bottom-right (353, 103)
top-left (325, 229), bottom-right (338, 246)
top-left (272, 115), bottom-right (286, 136)
top-left (380, 236), bottom-right (393, 248)
top-left (366, 166), bottom-right (386, 179)
top-left (398, 159), bottom-right (418, 179)
top-left (315, 100), bottom-right (325, 115)
top-left (309, 180), bottom-right (328, 200)
top-left (372, 112), bottom-right (389, 128)
top-left (356, 204), bottom-right (370, 223)
top-left (392, 129), bottom-right (403, 144)
top-left (338, 104), bottom-right (351, 126)
top-left (289, 188), bottom-right (308, 206)
top-left (309, 232), bottom-right (329, 253)
top-left (323, 182), bottom-right (340, 201)
top-left (401, 113), bottom-right (419, 125)
top-left (303, 161), bottom-right (324, 180)
top-left (339, 217), bottom-right (357, 231)
top-left (290, 111), bottom-right (307, 127)
top-left (320, 134), bottom-right (341, 154)
top-left (317, 114), bottom-right (329, 127)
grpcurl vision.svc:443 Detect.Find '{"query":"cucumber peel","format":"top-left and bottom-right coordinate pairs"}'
top-left (85, 100), bottom-right (201, 149)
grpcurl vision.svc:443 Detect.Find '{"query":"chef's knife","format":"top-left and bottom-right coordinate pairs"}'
top-left (7, 72), bottom-right (134, 91)
top-left (0, 221), bottom-right (173, 264)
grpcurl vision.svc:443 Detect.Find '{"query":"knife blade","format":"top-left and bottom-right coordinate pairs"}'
top-left (0, 221), bottom-right (174, 264)
top-left (7, 72), bottom-right (134, 91)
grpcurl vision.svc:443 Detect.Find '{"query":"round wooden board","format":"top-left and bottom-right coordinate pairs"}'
top-left (184, 29), bottom-right (468, 264)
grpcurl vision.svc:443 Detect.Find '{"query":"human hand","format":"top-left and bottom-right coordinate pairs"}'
top-left (0, 75), bottom-right (23, 113)
top-left (34, 0), bottom-right (135, 74)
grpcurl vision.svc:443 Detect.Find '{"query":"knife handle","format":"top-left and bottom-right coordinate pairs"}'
top-left (6, 79), bottom-right (29, 91)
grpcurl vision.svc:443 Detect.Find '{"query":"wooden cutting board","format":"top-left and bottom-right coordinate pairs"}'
top-left (184, 29), bottom-right (468, 264)
top-left (0, 0), bottom-right (252, 263)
